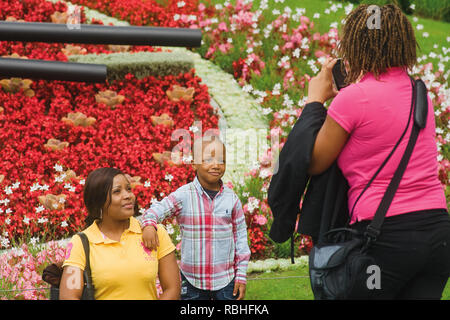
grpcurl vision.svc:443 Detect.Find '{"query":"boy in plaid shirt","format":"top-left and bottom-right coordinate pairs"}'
top-left (140, 135), bottom-right (251, 300)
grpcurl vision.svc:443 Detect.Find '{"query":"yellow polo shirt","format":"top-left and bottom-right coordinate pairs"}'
top-left (62, 217), bottom-right (175, 300)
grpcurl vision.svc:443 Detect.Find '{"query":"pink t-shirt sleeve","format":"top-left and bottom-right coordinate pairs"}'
top-left (327, 85), bottom-right (366, 134)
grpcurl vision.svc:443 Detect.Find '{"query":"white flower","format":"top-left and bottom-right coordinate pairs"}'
top-left (189, 125), bottom-right (199, 133)
top-left (37, 217), bottom-right (48, 224)
top-left (313, 13), bottom-right (320, 19)
top-left (423, 32), bottom-right (429, 38)
top-left (160, 192), bottom-right (165, 197)
top-left (59, 197), bottom-right (66, 204)
top-left (247, 197), bottom-right (260, 213)
top-left (344, 4), bottom-right (354, 15)
top-left (409, 4), bottom-right (415, 10)
top-left (273, 44), bottom-right (279, 51)
top-left (176, 234), bottom-right (181, 241)
top-left (144, 180), bottom-right (151, 188)
top-left (5, 218), bottom-right (11, 225)
top-left (69, 186), bottom-right (76, 192)
top-left (272, 9), bottom-right (280, 15)
top-left (52, 203), bottom-right (59, 209)
top-left (173, 14), bottom-right (180, 21)
top-left (242, 84), bottom-right (253, 93)
top-left (4, 186), bottom-right (12, 195)
top-left (61, 220), bottom-right (68, 228)
top-left (5, 208), bottom-right (12, 214)
top-left (416, 24), bottom-right (424, 30)
top-left (53, 164), bottom-right (63, 172)
top-left (1, 198), bottom-right (10, 206)
top-left (259, 168), bottom-right (272, 179)
top-left (293, 48), bottom-right (301, 58)
top-left (54, 175), bottom-right (64, 183)
top-left (413, 17), bottom-right (419, 22)
top-left (324, 8), bottom-right (330, 14)
top-left (0, 208), bottom-right (3, 214)
top-left (64, 183), bottom-right (72, 189)
top-left (30, 237), bottom-right (39, 246)
top-left (166, 224), bottom-right (175, 235)
top-left (151, 198), bottom-right (158, 205)
top-left (272, 83), bottom-right (282, 96)
top-left (30, 182), bottom-right (41, 192)
top-left (1, 237), bottom-right (10, 248)
top-left (12, 182), bottom-right (20, 189)
top-left (23, 216), bottom-right (30, 225)
top-left (165, 174), bottom-right (174, 182)
top-left (330, 4), bottom-right (338, 12)
top-left (262, 108), bottom-right (272, 115)
top-left (182, 155), bottom-right (193, 164)
top-left (79, 179), bottom-right (85, 185)
top-left (40, 184), bottom-right (49, 191)
top-left (35, 205), bottom-right (45, 213)
top-left (177, 1), bottom-right (185, 8)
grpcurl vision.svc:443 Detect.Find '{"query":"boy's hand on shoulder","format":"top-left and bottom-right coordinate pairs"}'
top-left (142, 226), bottom-right (159, 251)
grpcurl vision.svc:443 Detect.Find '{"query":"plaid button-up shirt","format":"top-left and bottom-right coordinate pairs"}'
top-left (140, 176), bottom-right (251, 291)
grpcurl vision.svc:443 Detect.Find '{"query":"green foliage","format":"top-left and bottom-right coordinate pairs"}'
top-left (414, 0), bottom-right (450, 22)
top-left (69, 51), bottom-right (194, 81)
top-left (334, 0), bottom-right (450, 21)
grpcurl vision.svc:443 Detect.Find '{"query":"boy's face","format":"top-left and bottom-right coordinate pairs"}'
top-left (193, 141), bottom-right (226, 188)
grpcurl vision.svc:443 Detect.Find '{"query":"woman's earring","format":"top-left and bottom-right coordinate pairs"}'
top-left (100, 209), bottom-right (103, 220)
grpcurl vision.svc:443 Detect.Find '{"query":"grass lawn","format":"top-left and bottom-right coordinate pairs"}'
top-left (246, 264), bottom-right (450, 300)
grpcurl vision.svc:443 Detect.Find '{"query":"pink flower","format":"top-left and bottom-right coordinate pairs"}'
top-left (218, 22), bottom-right (228, 32)
top-left (254, 214), bottom-right (267, 226)
top-left (65, 242), bottom-right (73, 259)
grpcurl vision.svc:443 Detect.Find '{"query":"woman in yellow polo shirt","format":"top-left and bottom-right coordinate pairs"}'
top-left (59, 167), bottom-right (180, 300)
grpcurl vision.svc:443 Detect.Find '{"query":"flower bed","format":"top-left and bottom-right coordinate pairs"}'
top-left (0, 0), bottom-right (219, 249)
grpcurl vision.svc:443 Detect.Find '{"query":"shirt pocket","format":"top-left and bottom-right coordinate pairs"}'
top-left (213, 209), bottom-right (233, 226)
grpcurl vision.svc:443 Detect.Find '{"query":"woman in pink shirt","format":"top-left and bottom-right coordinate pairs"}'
top-left (307, 4), bottom-right (449, 299)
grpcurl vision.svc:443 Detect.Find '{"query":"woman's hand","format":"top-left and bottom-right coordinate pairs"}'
top-left (142, 225), bottom-right (159, 251)
top-left (306, 57), bottom-right (339, 105)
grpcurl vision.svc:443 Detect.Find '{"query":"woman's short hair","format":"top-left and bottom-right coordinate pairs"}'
top-left (83, 167), bottom-right (139, 226)
top-left (338, 3), bottom-right (418, 84)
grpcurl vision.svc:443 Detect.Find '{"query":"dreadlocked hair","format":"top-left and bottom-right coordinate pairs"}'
top-left (337, 3), bottom-right (418, 85)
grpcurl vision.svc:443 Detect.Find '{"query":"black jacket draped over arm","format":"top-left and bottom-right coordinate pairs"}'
top-left (268, 102), bottom-right (349, 244)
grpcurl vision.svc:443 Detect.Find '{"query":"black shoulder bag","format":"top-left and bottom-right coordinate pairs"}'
top-left (44, 232), bottom-right (95, 300)
top-left (308, 78), bottom-right (428, 300)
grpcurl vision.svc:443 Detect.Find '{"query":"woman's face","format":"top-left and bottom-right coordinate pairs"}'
top-left (103, 174), bottom-right (136, 221)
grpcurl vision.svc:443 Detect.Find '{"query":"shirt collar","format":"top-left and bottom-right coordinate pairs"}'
top-left (84, 217), bottom-right (142, 244)
top-left (360, 66), bottom-right (407, 82)
top-left (193, 176), bottom-right (224, 196)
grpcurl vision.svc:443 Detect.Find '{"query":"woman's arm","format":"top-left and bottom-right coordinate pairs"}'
top-left (59, 266), bottom-right (84, 300)
top-left (305, 57), bottom-right (349, 175)
top-left (308, 115), bottom-right (349, 175)
top-left (157, 251), bottom-right (181, 300)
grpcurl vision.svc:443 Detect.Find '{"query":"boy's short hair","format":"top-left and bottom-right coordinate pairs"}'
top-left (192, 134), bottom-right (226, 165)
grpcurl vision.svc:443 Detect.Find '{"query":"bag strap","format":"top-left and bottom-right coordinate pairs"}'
top-left (77, 232), bottom-right (93, 289)
top-left (346, 76), bottom-right (416, 225)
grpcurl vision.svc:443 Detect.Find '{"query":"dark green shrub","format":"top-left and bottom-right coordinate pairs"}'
top-left (69, 51), bottom-right (194, 81)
